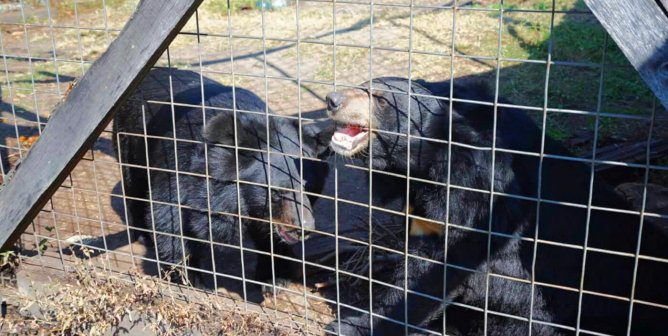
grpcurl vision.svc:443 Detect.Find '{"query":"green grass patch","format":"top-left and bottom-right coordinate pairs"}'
top-left (458, 0), bottom-right (656, 142)
top-left (206, 0), bottom-right (257, 13)
top-left (546, 118), bottom-right (572, 142)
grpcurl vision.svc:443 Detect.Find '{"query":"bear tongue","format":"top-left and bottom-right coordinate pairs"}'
top-left (278, 227), bottom-right (299, 244)
top-left (337, 125), bottom-right (362, 136)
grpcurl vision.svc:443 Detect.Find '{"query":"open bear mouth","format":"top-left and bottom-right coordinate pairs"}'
top-left (330, 124), bottom-right (370, 156)
top-left (275, 225), bottom-right (304, 245)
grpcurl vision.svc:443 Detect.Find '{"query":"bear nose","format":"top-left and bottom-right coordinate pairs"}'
top-left (326, 92), bottom-right (344, 113)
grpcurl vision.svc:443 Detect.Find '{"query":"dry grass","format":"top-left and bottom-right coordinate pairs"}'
top-left (0, 250), bottom-right (296, 336)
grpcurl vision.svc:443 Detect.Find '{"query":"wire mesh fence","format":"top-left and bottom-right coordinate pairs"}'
top-left (0, 0), bottom-right (667, 335)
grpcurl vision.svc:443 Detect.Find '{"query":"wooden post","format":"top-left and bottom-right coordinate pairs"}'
top-left (584, 0), bottom-right (668, 111)
top-left (0, 0), bottom-right (203, 249)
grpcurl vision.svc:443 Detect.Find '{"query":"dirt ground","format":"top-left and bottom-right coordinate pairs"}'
top-left (0, 0), bottom-right (667, 334)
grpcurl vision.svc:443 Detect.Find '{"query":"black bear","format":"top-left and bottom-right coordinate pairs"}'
top-left (113, 68), bottom-right (332, 289)
top-left (324, 77), bottom-right (668, 335)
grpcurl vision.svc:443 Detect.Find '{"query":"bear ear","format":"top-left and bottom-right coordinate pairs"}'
top-left (300, 121), bottom-right (334, 159)
top-left (201, 145), bottom-right (242, 182)
top-left (203, 111), bottom-right (236, 146)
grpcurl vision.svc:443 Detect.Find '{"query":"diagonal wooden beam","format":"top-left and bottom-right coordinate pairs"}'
top-left (0, 0), bottom-right (203, 249)
top-left (584, 0), bottom-right (668, 111)
top-left (659, 0), bottom-right (668, 16)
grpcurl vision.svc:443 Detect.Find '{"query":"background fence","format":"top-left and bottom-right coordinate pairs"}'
top-left (0, 0), bottom-right (667, 335)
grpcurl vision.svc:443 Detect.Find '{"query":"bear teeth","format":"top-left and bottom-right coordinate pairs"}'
top-left (332, 129), bottom-right (368, 151)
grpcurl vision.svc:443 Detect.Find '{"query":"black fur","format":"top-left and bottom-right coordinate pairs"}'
top-left (113, 68), bottom-right (332, 288)
top-left (327, 78), bottom-right (668, 335)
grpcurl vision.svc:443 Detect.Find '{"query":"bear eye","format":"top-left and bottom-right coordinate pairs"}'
top-left (270, 192), bottom-right (282, 203)
top-left (374, 95), bottom-right (388, 108)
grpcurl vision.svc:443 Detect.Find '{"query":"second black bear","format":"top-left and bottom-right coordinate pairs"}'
top-left (324, 77), bottom-right (667, 335)
top-left (114, 68), bottom-right (332, 289)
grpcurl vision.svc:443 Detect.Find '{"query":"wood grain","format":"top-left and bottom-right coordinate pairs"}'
top-left (585, 0), bottom-right (668, 111)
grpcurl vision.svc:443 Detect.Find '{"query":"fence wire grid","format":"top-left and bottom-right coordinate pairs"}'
top-left (0, 0), bottom-right (667, 335)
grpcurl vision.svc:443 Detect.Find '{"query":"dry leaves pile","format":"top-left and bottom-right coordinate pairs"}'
top-left (1, 252), bottom-right (294, 336)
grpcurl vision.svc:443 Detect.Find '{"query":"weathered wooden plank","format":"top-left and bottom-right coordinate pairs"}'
top-left (584, 0), bottom-right (668, 111)
top-left (0, 0), bottom-right (203, 250)
top-left (579, 139), bottom-right (668, 171)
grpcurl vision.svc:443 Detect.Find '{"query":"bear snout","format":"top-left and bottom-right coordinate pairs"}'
top-left (274, 196), bottom-right (315, 244)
